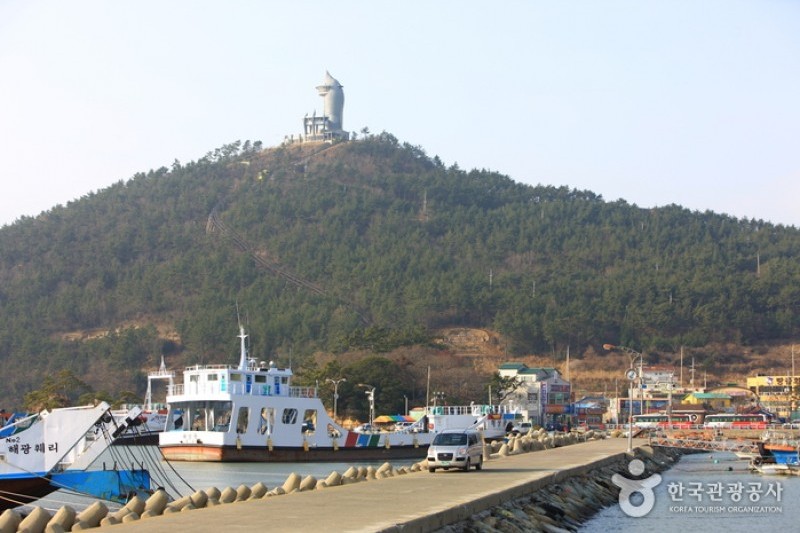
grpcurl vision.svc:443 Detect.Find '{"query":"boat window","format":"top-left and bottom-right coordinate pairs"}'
top-left (207, 374), bottom-right (218, 381)
top-left (214, 408), bottom-right (231, 432)
top-left (258, 408), bottom-right (274, 435)
top-left (236, 407), bottom-right (249, 434)
top-left (190, 375), bottom-right (199, 383)
top-left (188, 401), bottom-right (232, 432)
top-left (254, 375), bottom-right (266, 383)
top-left (230, 373), bottom-right (242, 382)
top-left (302, 409), bottom-right (317, 434)
top-left (282, 408), bottom-right (298, 425)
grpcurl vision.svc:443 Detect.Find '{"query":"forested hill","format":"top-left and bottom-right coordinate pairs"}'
top-left (1, 133), bottom-right (799, 407)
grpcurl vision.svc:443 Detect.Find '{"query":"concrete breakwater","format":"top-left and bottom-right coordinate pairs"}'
top-left (0, 430), bottom-right (643, 533)
top-left (432, 445), bottom-right (685, 533)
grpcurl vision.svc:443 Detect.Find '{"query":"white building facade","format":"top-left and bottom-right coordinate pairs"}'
top-left (498, 363), bottom-right (572, 427)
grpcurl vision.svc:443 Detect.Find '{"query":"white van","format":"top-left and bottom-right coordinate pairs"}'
top-left (426, 429), bottom-right (483, 472)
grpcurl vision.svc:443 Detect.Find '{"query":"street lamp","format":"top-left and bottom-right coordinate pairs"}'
top-left (603, 343), bottom-right (644, 453)
top-left (358, 383), bottom-right (376, 427)
top-left (326, 377), bottom-right (346, 423)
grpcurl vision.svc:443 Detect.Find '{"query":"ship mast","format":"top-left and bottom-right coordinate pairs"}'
top-left (238, 325), bottom-right (248, 371)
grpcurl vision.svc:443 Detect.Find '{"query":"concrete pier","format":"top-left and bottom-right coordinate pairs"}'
top-left (106, 438), bottom-right (648, 533)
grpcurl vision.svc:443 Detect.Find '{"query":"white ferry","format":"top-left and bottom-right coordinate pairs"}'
top-left (159, 327), bottom-right (510, 462)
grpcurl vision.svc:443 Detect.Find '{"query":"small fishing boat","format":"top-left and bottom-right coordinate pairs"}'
top-left (1, 403), bottom-right (150, 510)
top-left (749, 459), bottom-right (800, 476)
top-left (747, 430), bottom-right (800, 475)
top-left (159, 327), bottom-right (513, 462)
top-left (762, 441), bottom-right (800, 466)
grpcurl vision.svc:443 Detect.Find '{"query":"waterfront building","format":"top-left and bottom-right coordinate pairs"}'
top-left (641, 366), bottom-right (678, 393)
top-left (572, 396), bottom-right (608, 429)
top-left (747, 374), bottom-right (800, 419)
top-left (498, 363), bottom-right (571, 427)
top-left (605, 365), bottom-right (683, 424)
top-left (681, 391), bottom-right (732, 411)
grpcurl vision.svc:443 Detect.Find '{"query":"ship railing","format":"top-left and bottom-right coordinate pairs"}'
top-left (288, 386), bottom-right (318, 398)
top-left (168, 383), bottom-right (318, 398)
top-left (183, 364), bottom-right (237, 371)
top-left (427, 405), bottom-right (480, 416)
top-left (470, 404), bottom-right (521, 416)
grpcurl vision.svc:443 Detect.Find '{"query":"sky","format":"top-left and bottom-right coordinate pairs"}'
top-left (1, 1), bottom-right (799, 228)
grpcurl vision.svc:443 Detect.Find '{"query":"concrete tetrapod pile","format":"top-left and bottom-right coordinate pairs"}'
top-left (433, 444), bottom-right (685, 533)
top-left (0, 429), bottom-right (608, 533)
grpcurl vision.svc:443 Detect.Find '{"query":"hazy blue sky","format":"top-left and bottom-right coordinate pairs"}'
top-left (2, 1), bottom-right (798, 227)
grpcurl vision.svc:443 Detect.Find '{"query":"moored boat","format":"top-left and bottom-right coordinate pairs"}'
top-left (113, 358), bottom-right (178, 446)
top-left (159, 327), bottom-right (512, 462)
top-left (1, 403), bottom-right (150, 510)
top-left (762, 441), bottom-right (800, 466)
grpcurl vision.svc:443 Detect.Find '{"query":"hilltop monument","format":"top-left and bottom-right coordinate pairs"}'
top-left (299, 71), bottom-right (349, 143)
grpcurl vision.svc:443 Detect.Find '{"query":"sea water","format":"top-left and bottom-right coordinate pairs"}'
top-left (580, 451), bottom-right (800, 532)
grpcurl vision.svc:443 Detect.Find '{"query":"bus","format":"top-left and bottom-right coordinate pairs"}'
top-left (632, 413), bottom-right (693, 429)
top-left (703, 413), bottom-right (769, 429)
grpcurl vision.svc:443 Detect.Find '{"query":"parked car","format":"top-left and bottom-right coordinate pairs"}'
top-left (353, 423), bottom-right (375, 433)
top-left (426, 429), bottom-right (483, 472)
top-left (511, 421), bottom-right (533, 435)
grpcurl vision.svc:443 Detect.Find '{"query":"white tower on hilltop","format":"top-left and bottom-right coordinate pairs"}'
top-left (301, 71), bottom-right (349, 143)
top-left (317, 71), bottom-right (344, 132)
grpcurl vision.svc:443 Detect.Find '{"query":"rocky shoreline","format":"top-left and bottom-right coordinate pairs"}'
top-left (432, 445), bottom-right (686, 533)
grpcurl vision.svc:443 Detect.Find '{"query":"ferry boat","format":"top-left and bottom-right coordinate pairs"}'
top-left (159, 327), bottom-right (511, 462)
top-left (113, 356), bottom-right (178, 446)
top-left (1, 403), bottom-right (150, 510)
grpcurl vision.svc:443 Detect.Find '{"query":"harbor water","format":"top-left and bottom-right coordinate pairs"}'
top-left (581, 451), bottom-right (800, 532)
